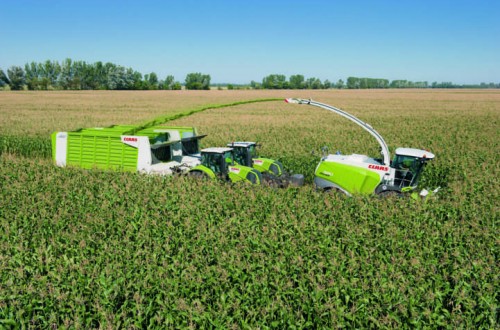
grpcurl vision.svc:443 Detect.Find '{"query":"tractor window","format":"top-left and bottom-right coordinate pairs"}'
top-left (151, 144), bottom-right (172, 163)
top-left (223, 151), bottom-right (234, 165)
top-left (392, 155), bottom-right (419, 172)
top-left (391, 155), bottom-right (424, 187)
top-left (202, 153), bottom-right (223, 174)
top-left (233, 147), bottom-right (247, 165)
top-left (248, 145), bottom-right (257, 158)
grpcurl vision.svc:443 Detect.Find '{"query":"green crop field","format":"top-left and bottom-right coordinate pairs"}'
top-left (0, 89), bottom-right (499, 328)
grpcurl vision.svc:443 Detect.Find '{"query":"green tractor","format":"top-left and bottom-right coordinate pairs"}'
top-left (188, 147), bottom-right (262, 185)
top-left (227, 142), bottom-right (304, 187)
top-left (285, 98), bottom-right (437, 197)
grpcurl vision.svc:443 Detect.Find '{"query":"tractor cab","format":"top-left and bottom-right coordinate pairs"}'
top-left (390, 148), bottom-right (435, 189)
top-left (228, 142), bottom-right (258, 167)
top-left (189, 147), bottom-right (262, 185)
top-left (227, 141), bottom-right (304, 187)
top-left (200, 147), bottom-right (234, 179)
top-left (227, 142), bottom-right (284, 177)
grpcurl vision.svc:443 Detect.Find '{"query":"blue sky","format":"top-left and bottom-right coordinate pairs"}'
top-left (1, 0), bottom-right (499, 84)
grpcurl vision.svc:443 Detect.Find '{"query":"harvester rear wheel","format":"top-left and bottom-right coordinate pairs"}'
top-left (324, 187), bottom-right (347, 197)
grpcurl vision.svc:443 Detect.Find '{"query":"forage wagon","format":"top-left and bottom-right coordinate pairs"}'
top-left (51, 125), bottom-right (201, 175)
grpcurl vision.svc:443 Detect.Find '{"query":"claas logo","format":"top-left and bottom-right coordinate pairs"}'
top-left (368, 164), bottom-right (389, 171)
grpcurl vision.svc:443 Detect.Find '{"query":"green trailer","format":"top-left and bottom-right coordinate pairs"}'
top-left (51, 125), bottom-right (200, 175)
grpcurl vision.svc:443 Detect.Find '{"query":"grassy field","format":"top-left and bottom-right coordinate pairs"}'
top-left (0, 89), bottom-right (499, 328)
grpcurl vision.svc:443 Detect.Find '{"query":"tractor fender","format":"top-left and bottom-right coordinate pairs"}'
top-left (228, 166), bottom-right (262, 185)
top-left (188, 165), bottom-right (216, 180)
top-left (253, 158), bottom-right (283, 176)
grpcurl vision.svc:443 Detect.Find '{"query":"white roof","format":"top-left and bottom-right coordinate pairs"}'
top-left (227, 142), bottom-right (256, 147)
top-left (395, 147), bottom-right (435, 159)
top-left (202, 147), bottom-right (233, 154)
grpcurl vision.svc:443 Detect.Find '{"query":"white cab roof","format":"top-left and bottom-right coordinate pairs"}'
top-left (395, 148), bottom-right (435, 159)
top-left (202, 147), bottom-right (233, 154)
top-left (227, 142), bottom-right (256, 147)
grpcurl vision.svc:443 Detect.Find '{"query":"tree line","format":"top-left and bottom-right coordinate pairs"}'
top-left (0, 59), bottom-right (211, 90)
top-left (1, 60), bottom-right (498, 90)
top-left (255, 74), bottom-right (499, 89)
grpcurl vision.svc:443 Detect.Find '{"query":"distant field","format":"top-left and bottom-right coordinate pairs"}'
top-left (0, 89), bottom-right (499, 328)
top-left (2, 89), bottom-right (498, 137)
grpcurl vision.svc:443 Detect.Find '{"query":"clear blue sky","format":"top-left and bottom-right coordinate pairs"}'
top-left (1, 0), bottom-right (499, 84)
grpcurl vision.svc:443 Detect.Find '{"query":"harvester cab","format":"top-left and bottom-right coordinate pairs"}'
top-left (285, 98), bottom-right (435, 196)
top-left (227, 142), bottom-right (305, 187)
top-left (386, 148), bottom-right (435, 192)
top-left (188, 147), bottom-right (262, 185)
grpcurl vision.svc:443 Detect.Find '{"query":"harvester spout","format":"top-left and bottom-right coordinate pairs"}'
top-left (285, 98), bottom-right (391, 166)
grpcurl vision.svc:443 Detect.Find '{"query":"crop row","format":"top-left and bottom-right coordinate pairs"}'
top-left (0, 135), bottom-right (51, 159)
top-left (0, 155), bottom-right (497, 328)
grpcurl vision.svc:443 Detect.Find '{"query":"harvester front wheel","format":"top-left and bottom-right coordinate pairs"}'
top-left (378, 190), bottom-right (402, 198)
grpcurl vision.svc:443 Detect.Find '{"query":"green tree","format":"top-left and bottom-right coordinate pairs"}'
top-left (171, 81), bottom-right (182, 90)
top-left (336, 79), bottom-right (344, 89)
top-left (7, 66), bottom-right (25, 90)
top-left (250, 80), bottom-right (261, 89)
top-left (40, 60), bottom-right (60, 89)
top-left (306, 77), bottom-right (322, 89)
top-left (390, 80), bottom-right (408, 88)
top-left (262, 74), bottom-right (287, 89)
top-left (346, 77), bottom-right (360, 89)
top-left (289, 74), bottom-right (305, 89)
top-left (24, 62), bottom-right (41, 90)
top-left (161, 75), bottom-right (175, 90)
top-left (146, 72), bottom-right (159, 90)
top-left (59, 58), bottom-right (74, 90)
top-left (185, 73), bottom-right (211, 90)
top-left (0, 68), bottom-right (9, 87)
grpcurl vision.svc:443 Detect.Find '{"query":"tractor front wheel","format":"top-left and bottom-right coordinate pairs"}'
top-left (188, 171), bottom-right (209, 180)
